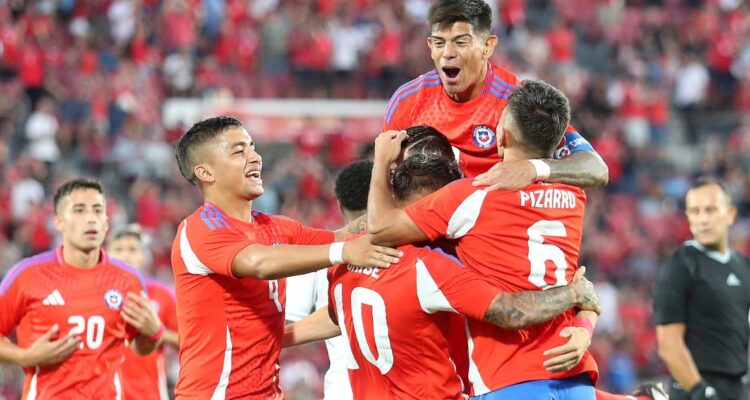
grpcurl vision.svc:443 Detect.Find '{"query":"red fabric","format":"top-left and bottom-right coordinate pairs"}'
top-left (0, 248), bottom-right (144, 399)
top-left (171, 204), bottom-right (333, 399)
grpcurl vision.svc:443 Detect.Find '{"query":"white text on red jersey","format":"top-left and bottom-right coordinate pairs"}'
top-left (520, 188), bottom-right (577, 209)
top-left (346, 265), bottom-right (381, 279)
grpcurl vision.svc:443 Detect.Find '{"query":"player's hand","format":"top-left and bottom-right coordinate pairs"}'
top-left (343, 234), bottom-right (403, 268)
top-left (374, 130), bottom-right (408, 165)
top-left (21, 324), bottom-right (81, 367)
top-left (542, 326), bottom-right (591, 372)
top-left (473, 159), bottom-right (537, 191)
top-left (121, 292), bottom-right (162, 337)
top-left (569, 267), bottom-right (601, 315)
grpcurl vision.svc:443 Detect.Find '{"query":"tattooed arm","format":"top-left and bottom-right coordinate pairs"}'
top-left (334, 214), bottom-right (368, 241)
top-left (483, 267), bottom-right (600, 330)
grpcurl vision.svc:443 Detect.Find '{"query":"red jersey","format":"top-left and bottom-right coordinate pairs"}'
top-left (0, 247), bottom-right (145, 400)
top-left (328, 243), bottom-right (498, 399)
top-left (171, 203), bottom-right (334, 400)
top-left (383, 63), bottom-right (594, 178)
top-left (121, 278), bottom-right (178, 400)
top-left (404, 179), bottom-right (598, 394)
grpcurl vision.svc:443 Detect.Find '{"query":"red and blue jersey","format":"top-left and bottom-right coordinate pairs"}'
top-left (383, 63), bottom-right (594, 178)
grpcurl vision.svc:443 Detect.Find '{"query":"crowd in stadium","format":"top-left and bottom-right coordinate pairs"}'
top-left (1, 0), bottom-right (750, 398)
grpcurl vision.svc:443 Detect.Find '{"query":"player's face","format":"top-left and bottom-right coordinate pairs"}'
top-left (209, 126), bottom-right (264, 200)
top-left (107, 236), bottom-right (145, 270)
top-left (54, 189), bottom-right (109, 252)
top-left (428, 22), bottom-right (497, 102)
top-left (685, 184), bottom-right (736, 249)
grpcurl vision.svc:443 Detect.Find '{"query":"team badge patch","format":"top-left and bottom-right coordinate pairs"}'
top-left (472, 125), bottom-right (496, 149)
top-left (104, 289), bottom-right (124, 310)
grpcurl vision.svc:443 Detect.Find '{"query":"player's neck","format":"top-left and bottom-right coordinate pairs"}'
top-left (502, 147), bottom-right (548, 163)
top-left (702, 238), bottom-right (730, 255)
top-left (206, 195), bottom-right (254, 223)
top-left (62, 244), bottom-right (101, 269)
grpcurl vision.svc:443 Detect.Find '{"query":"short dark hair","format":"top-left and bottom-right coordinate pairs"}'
top-left (53, 178), bottom-right (104, 213)
top-left (507, 80), bottom-right (570, 155)
top-left (403, 125), bottom-right (455, 161)
top-left (175, 116), bottom-right (244, 185)
top-left (690, 176), bottom-right (732, 200)
top-left (393, 154), bottom-right (463, 201)
top-left (428, 0), bottom-right (492, 35)
top-left (335, 160), bottom-right (373, 212)
top-left (111, 224), bottom-right (144, 243)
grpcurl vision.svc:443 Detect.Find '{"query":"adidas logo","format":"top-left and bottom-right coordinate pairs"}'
top-left (42, 290), bottom-right (65, 306)
top-left (727, 273), bottom-right (742, 287)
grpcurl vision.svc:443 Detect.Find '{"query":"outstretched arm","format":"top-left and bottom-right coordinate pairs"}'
top-left (283, 307), bottom-right (341, 347)
top-left (232, 235), bottom-right (402, 279)
top-left (474, 151), bottom-right (609, 191)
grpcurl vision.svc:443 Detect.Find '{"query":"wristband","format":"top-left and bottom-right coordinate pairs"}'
top-left (147, 324), bottom-right (165, 343)
top-left (572, 317), bottom-right (594, 338)
top-left (529, 159), bottom-right (551, 181)
top-left (328, 242), bottom-right (345, 265)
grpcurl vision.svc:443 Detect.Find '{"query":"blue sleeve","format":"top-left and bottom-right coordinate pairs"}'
top-left (553, 131), bottom-right (595, 160)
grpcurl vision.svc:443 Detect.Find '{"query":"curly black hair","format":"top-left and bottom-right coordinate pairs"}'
top-left (334, 160), bottom-right (374, 212)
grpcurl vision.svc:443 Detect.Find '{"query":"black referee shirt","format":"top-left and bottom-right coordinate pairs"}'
top-left (653, 240), bottom-right (750, 376)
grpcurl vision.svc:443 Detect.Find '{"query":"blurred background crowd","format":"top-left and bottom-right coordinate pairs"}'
top-left (2, 0), bottom-right (750, 398)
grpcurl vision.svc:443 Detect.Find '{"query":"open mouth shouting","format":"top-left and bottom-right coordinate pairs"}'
top-left (442, 66), bottom-right (461, 85)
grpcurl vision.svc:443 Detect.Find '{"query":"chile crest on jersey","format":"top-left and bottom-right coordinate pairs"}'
top-left (472, 125), bottom-right (496, 149)
top-left (104, 289), bottom-right (124, 310)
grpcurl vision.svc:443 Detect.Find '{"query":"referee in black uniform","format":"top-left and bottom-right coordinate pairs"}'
top-left (654, 176), bottom-right (750, 400)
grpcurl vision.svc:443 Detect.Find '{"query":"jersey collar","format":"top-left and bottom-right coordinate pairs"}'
top-left (685, 240), bottom-right (732, 264)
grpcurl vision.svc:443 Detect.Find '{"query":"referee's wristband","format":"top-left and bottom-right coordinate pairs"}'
top-left (529, 159), bottom-right (551, 181)
top-left (146, 324), bottom-right (165, 343)
top-left (329, 242), bottom-right (345, 265)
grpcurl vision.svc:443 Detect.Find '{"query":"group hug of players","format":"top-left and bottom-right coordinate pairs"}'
top-left (0, 1), bottom-right (675, 399)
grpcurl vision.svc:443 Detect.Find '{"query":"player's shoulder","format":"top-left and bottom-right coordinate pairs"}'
top-left (384, 69), bottom-right (441, 124)
top-left (108, 255), bottom-right (147, 289)
top-left (0, 250), bottom-right (57, 293)
top-left (183, 203), bottom-right (234, 232)
top-left (489, 63), bottom-right (520, 92)
top-left (145, 277), bottom-right (175, 297)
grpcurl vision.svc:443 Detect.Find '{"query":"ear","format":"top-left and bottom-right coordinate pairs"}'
top-left (194, 163), bottom-right (215, 185)
top-left (728, 205), bottom-right (738, 225)
top-left (483, 34), bottom-right (498, 60)
top-left (54, 214), bottom-right (63, 233)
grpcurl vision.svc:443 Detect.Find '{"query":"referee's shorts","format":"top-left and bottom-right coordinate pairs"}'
top-left (669, 372), bottom-right (747, 400)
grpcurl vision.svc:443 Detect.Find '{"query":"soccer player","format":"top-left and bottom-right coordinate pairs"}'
top-left (0, 179), bottom-right (162, 399)
top-left (285, 160), bottom-right (375, 399)
top-left (107, 225), bottom-right (179, 400)
top-left (370, 80), bottom-right (599, 399)
top-left (171, 116), bottom-right (402, 399)
top-left (284, 154), bottom-right (601, 399)
top-left (654, 177), bottom-right (750, 400)
top-left (384, 0), bottom-right (608, 188)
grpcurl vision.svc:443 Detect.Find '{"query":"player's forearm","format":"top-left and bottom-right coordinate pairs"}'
top-left (0, 337), bottom-right (26, 366)
top-left (233, 244), bottom-right (332, 280)
top-left (484, 286), bottom-right (577, 329)
top-left (162, 329), bottom-right (179, 349)
top-left (283, 308), bottom-right (341, 347)
top-left (546, 151), bottom-right (608, 188)
top-left (334, 214), bottom-right (367, 241)
top-left (367, 162), bottom-right (401, 243)
top-left (657, 329), bottom-right (702, 390)
top-left (131, 334), bottom-right (160, 356)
